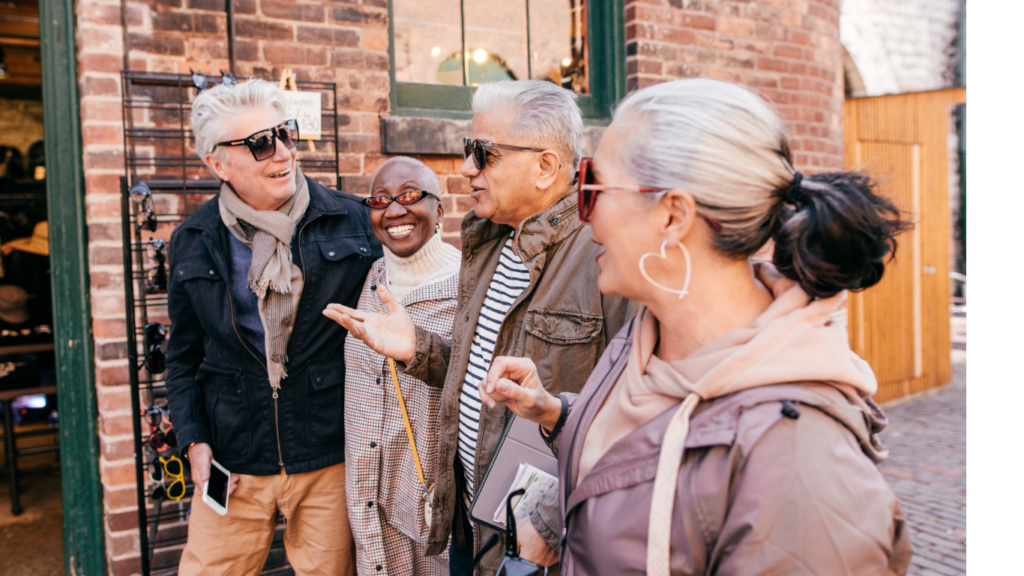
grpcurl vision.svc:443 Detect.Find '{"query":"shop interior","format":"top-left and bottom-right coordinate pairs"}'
top-left (0, 1), bottom-right (63, 575)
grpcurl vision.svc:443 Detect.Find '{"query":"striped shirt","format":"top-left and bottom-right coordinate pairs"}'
top-left (459, 235), bottom-right (531, 496)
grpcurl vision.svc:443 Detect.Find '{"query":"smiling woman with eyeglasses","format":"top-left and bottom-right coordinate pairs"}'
top-left (325, 156), bottom-right (461, 576)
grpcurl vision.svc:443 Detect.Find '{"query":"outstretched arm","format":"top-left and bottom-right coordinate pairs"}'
top-left (323, 284), bottom-right (417, 363)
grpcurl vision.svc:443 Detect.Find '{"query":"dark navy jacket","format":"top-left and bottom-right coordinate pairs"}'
top-left (165, 177), bottom-right (382, 475)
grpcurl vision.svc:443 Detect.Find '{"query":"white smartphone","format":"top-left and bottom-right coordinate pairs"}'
top-left (202, 459), bottom-right (230, 516)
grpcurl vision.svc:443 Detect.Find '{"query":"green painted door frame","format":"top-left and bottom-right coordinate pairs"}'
top-left (39, 0), bottom-right (107, 574)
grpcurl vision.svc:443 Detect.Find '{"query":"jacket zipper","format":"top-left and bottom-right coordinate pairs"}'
top-left (226, 276), bottom-right (285, 467)
top-left (547, 202), bottom-right (577, 227)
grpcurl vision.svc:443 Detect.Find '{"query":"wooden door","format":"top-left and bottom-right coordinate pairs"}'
top-left (843, 87), bottom-right (966, 404)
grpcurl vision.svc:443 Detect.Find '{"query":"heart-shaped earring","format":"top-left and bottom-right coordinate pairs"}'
top-left (639, 240), bottom-right (692, 299)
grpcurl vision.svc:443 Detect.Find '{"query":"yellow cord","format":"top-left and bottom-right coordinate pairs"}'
top-left (388, 358), bottom-right (426, 485)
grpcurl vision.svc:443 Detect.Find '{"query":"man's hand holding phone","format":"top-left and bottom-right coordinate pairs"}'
top-left (188, 443), bottom-right (240, 506)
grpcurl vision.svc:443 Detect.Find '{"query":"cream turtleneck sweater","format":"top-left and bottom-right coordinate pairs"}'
top-left (383, 233), bottom-right (461, 302)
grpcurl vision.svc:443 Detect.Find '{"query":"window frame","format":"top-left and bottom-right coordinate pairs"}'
top-left (386, 0), bottom-right (625, 121)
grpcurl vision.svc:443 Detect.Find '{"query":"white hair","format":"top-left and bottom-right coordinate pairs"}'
top-left (190, 78), bottom-right (288, 168)
top-left (472, 80), bottom-right (584, 168)
top-left (370, 156), bottom-right (441, 196)
top-left (611, 78), bottom-right (795, 256)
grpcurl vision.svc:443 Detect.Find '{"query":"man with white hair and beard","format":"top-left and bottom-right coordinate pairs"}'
top-left (165, 78), bottom-right (382, 575)
top-left (325, 80), bottom-right (635, 575)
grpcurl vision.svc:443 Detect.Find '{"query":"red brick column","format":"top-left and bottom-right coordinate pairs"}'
top-left (624, 0), bottom-right (844, 171)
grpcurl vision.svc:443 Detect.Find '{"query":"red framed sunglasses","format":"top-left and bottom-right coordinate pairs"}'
top-left (576, 158), bottom-right (722, 231)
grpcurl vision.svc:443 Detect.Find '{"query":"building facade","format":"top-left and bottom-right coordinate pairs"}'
top-left (54, 0), bottom-right (849, 573)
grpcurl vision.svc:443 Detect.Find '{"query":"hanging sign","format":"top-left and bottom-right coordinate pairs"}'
top-left (279, 69), bottom-right (322, 149)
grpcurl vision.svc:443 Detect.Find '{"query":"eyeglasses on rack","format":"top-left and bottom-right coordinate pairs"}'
top-left (145, 239), bottom-right (168, 294)
top-left (130, 180), bottom-right (157, 232)
top-left (141, 321), bottom-right (166, 375)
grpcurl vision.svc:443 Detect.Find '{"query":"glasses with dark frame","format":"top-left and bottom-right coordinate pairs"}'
top-left (362, 190), bottom-right (438, 210)
top-left (496, 488), bottom-right (549, 576)
top-left (463, 138), bottom-right (546, 171)
top-left (576, 158), bottom-right (723, 231)
top-left (214, 119), bottom-right (299, 162)
top-left (142, 322), bottom-right (167, 376)
top-left (145, 239), bottom-right (168, 294)
top-left (130, 181), bottom-right (158, 232)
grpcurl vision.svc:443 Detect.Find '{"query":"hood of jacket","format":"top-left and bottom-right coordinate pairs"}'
top-left (600, 260), bottom-right (884, 576)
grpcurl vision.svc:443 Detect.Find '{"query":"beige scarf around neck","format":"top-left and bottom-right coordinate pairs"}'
top-left (577, 261), bottom-right (878, 576)
top-left (218, 169), bottom-right (310, 389)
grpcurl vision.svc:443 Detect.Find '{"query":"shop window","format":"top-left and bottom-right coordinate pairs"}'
top-left (388, 0), bottom-right (624, 120)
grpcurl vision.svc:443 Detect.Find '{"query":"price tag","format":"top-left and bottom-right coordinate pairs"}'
top-left (283, 91), bottom-right (322, 141)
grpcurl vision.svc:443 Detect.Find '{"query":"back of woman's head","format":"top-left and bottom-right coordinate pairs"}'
top-left (612, 78), bottom-right (909, 298)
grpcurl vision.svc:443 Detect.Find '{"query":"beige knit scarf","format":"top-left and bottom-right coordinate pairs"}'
top-left (218, 169), bottom-right (309, 389)
top-left (578, 261), bottom-right (878, 576)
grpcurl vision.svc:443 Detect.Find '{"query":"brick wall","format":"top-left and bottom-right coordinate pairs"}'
top-left (624, 0), bottom-right (844, 171)
top-left (75, 1), bottom-right (845, 573)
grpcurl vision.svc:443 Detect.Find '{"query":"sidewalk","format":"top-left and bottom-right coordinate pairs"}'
top-left (879, 316), bottom-right (967, 576)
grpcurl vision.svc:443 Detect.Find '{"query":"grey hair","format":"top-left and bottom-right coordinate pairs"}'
top-left (612, 78), bottom-right (910, 299)
top-left (472, 80), bottom-right (583, 168)
top-left (611, 78), bottom-right (796, 257)
top-left (370, 156), bottom-right (441, 196)
top-left (190, 79), bottom-right (288, 168)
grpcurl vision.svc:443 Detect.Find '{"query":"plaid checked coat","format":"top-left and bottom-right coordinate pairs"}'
top-left (344, 257), bottom-right (458, 575)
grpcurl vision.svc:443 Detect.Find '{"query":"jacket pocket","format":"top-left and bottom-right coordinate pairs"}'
top-left (381, 412), bottom-right (437, 543)
top-left (524, 309), bottom-right (604, 394)
top-left (174, 255), bottom-right (222, 283)
top-left (196, 363), bottom-right (253, 461)
top-left (306, 357), bottom-right (345, 447)
top-left (318, 235), bottom-right (372, 262)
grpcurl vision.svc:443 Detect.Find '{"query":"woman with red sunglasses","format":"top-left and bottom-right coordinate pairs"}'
top-left (327, 156), bottom-right (461, 576)
top-left (478, 78), bottom-right (913, 575)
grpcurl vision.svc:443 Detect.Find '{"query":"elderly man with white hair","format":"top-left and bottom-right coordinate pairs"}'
top-left (165, 78), bottom-right (381, 576)
top-left (325, 80), bottom-right (635, 575)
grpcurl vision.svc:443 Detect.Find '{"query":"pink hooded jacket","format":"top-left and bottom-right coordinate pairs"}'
top-left (547, 265), bottom-right (912, 575)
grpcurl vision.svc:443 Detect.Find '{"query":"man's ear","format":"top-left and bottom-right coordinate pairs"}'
top-left (535, 150), bottom-right (561, 190)
top-left (662, 189), bottom-right (698, 246)
top-left (205, 152), bottom-right (230, 182)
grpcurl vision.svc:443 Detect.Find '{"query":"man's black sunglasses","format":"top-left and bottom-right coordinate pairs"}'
top-left (214, 119), bottom-right (299, 162)
top-left (463, 138), bottom-right (545, 171)
top-left (362, 190), bottom-right (438, 209)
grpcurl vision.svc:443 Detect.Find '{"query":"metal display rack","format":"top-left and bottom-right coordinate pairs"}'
top-left (120, 70), bottom-right (340, 575)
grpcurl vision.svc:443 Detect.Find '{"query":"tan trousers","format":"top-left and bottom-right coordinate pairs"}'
top-left (178, 462), bottom-right (355, 576)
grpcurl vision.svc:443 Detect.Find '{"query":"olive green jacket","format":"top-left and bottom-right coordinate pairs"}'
top-left (402, 190), bottom-right (636, 573)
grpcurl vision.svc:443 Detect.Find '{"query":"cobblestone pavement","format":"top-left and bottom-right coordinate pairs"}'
top-left (879, 316), bottom-right (967, 576)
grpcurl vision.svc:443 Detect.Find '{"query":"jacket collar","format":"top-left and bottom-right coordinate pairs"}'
top-left (459, 185), bottom-right (582, 263)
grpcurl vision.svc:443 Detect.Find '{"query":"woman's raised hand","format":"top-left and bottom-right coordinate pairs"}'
top-left (482, 356), bottom-right (563, 431)
top-left (323, 284), bottom-right (417, 364)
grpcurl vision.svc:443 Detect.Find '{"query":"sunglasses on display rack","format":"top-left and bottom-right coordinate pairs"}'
top-left (191, 68), bottom-right (208, 92)
top-left (151, 463), bottom-right (186, 502)
top-left (142, 322), bottom-right (167, 375)
top-left (145, 239), bottom-right (168, 294)
top-left (129, 181), bottom-right (158, 232)
top-left (576, 158), bottom-right (723, 232)
top-left (214, 119), bottom-right (299, 162)
top-left (148, 452), bottom-right (184, 483)
top-left (362, 190), bottom-right (438, 209)
top-left (463, 138), bottom-right (546, 171)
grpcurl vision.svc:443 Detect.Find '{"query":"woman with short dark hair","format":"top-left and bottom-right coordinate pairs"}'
top-left (480, 78), bottom-right (914, 575)
top-left (328, 156), bottom-right (460, 575)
